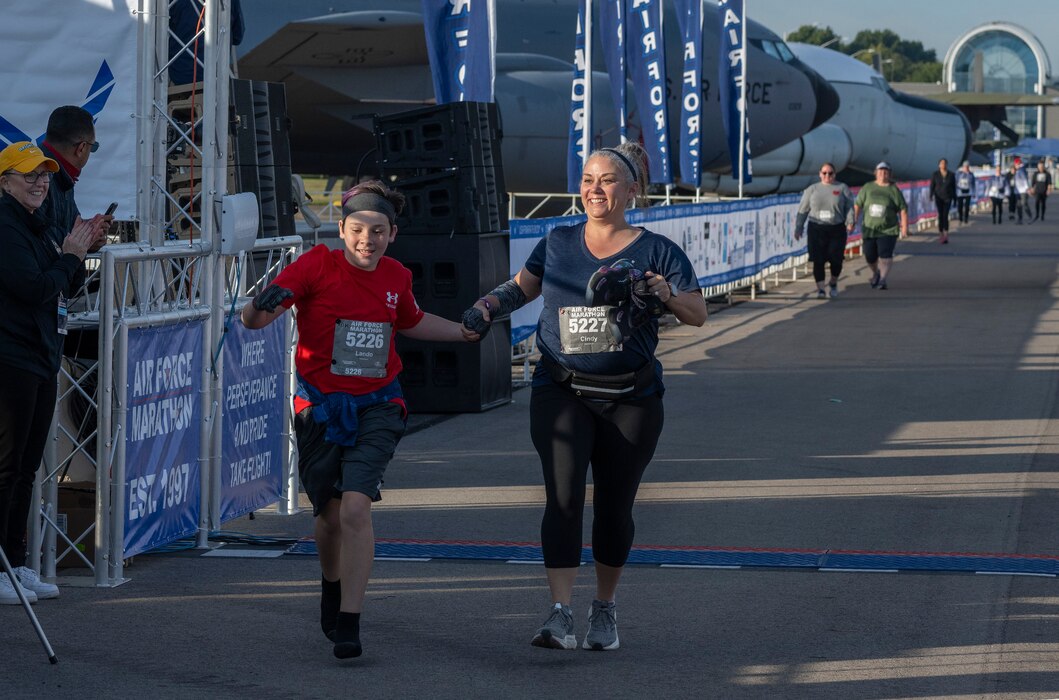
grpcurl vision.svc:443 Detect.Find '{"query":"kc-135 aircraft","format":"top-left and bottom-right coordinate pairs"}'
top-left (237, 0), bottom-right (970, 195)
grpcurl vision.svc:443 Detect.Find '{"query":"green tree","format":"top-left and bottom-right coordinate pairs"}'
top-left (785, 24), bottom-right (845, 51)
top-left (846, 29), bottom-right (941, 83)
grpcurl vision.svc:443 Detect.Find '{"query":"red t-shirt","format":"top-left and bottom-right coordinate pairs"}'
top-left (272, 245), bottom-right (424, 408)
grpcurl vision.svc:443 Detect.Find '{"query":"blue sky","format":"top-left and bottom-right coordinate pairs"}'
top-left (752, 0), bottom-right (1059, 78)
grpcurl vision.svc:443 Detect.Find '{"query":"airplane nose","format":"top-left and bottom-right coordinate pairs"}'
top-left (790, 58), bottom-right (840, 130)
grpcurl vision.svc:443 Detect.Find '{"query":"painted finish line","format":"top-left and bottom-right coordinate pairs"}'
top-left (284, 538), bottom-right (1059, 576)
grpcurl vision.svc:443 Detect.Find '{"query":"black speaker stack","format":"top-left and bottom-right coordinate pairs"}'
top-left (166, 79), bottom-right (295, 241)
top-left (375, 102), bottom-right (512, 413)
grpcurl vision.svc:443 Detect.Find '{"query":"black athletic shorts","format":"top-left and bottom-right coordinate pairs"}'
top-left (295, 401), bottom-right (407, 515)
top-left (862, 235), bottom-right (897, 263)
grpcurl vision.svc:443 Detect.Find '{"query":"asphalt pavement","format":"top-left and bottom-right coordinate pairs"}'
top-left (7, 211), bottom-right (1059, 699)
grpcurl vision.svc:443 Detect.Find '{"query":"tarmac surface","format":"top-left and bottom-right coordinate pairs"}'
top-left (8, 211), bottom-right (1059, 698)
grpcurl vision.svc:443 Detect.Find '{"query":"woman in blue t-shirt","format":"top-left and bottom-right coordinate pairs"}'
top-left (463, 142), bottom-right (707, 651)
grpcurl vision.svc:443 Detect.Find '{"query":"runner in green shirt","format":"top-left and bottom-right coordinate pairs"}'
top-left (853, 162), bottom-right (909, 290)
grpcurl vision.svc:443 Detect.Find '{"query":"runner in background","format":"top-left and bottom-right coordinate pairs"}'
top-left (988, 166), bottom-right (1008, 225)
top-left (955, 161), bottom-right (976, 226)
top-left (929, 158), bottom-right (955, 244)
top-left (853, 162), bottom-right (908, 291)
top-left (795, 163), bottom-right (855, 299)
top-left (1031, 160), bottom-right (1053, 222)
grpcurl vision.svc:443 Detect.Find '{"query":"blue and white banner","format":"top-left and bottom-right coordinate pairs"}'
top-left (124, 321), bottom-right (204, 557)
top-left (626, 0), bottom-right (671, 184)
top-left (597, 0), bottom-right (627, 141)
top-left (0, 0), bottom-right (138, 219)
top-left (421, 0), bottom-right (496, 104)
top-left (220, 319), bottom-right (286, 523)
top-left (718, 0), bottom-right (752, 184)
top-left (567, 0), bottom-right (591, 193)
top-left (675, 0), bottom-right (703, 187)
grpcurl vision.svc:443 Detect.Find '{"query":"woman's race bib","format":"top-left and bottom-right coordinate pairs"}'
top-left (868, 203), bottom-right (886, 218)
top-left (558, 306), bottom-right (621, 354)
top-left (816, 210), bottom-right (834, 222)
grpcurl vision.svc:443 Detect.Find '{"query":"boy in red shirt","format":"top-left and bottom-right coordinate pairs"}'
top-left (241, 181), bottom-right (479, 659)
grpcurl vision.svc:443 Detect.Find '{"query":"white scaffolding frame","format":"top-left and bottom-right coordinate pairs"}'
top-left (28, 0), bottom-right (302, 587)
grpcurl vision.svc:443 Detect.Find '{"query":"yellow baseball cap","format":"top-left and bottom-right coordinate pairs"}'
top-left (0, 141), bottom-right (59, 175)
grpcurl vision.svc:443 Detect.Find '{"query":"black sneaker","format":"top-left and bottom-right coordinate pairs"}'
top-left (869, 272), bottom-right (881, 289)
top-left (816, 289), bottom-right (826, 299)
top-left (878, 280), bottom-right (888, 290)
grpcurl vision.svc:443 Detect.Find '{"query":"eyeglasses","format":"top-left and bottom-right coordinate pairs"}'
top-left (820, 171), bottom-right (835, 176)
top-left (81, 141), bottom-right (99, 153)
top-left (4, 170), bottom-right (50, 184)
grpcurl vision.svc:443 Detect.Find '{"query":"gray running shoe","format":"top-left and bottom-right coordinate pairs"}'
top-left (531, 602), bottom-right (576, 649)
top-left (829, 285), bottom-right (839, 299)
top-left (582, 599), bottom-right (619, 650)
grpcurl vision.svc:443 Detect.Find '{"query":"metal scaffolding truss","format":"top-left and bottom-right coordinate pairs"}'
top-left (29, 0), bottom-right (302, 587)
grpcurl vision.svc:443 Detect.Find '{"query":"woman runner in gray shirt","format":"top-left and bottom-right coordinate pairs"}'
top-left (795, 163), bottom-right (855, 299)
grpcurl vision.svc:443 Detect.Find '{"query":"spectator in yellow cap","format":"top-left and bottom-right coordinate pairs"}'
top-left (0, 141), bottom-right (97, 605)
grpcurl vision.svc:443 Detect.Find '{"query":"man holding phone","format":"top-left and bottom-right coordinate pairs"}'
top-left (38, 106), bottom-right (112, 254)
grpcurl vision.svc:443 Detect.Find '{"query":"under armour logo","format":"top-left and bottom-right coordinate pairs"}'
top-left (386, 292), bottom-right (398, 304)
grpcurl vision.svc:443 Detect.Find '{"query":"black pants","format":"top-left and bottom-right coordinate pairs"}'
top-left (806, 222), bottom-right (847, 283)
top-left (530, 381), bottom-right (663, 569)
top-left (0, 370), bottom-right (56, 568)
top-left (934, 197), bottom-right (951, 233)
top-left (1010, 194), bottom-right (1021, 221)
top-left (991, 198), bottom-right (1005, 224)
top-left (1036, 194), bottom-right (1047, 220)
top-left (956, 195), bottom-right (971, 223)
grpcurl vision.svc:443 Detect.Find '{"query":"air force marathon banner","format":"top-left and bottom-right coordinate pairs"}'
top-left (421, 0), bottom-right (497, 104)
top-left (221, 320), bottom-right (286, 522)
top-left (567, 0), bottom-right (591, 193)
top-left (125, 322), bottom-right (204, 558)
top-left (718, 0), bottom-right (752, 184)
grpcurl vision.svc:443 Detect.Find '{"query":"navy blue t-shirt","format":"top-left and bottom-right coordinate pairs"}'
top-left (525, 223), bottom-right (698, 395)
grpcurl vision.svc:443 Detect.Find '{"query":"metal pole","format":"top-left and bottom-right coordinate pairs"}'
top-left (109, 322), bottom-right (129, 584)
top-left (737, 0), bottom-right (747, 199)
top-left (95, 251), bottom-right (114, 587)
top-left (0, 546), bottom-right (56, 664)
top-left (583, 0), bottom-right (594, 159)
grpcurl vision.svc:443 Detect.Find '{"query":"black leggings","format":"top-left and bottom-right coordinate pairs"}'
top-left (956, 195), bottom-right (971, 223)
top-left (0, 369), bottom-right (56, 568)
top-left (991, 197), bottom-right (1005, 224)
top-left (934, 197), bottom-right (951, 232)
top-left (1036, 194), bottom-right (1047, 220)
top-left (530, 381), bottom-right (663, 569)
top-left (806, 222), bottom-right (847, 283)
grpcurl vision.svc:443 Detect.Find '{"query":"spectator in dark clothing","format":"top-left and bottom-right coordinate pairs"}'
top-left (929, 158), bottom-right (956, 244)
top-left (0, 142), bottom-right (98, 605)
top-left (38, 106), bottom-right (110, 256)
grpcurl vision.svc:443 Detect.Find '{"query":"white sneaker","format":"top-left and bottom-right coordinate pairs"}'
top-left (0, 571), bottom-right (38, 605)
top-left (15, 566), bottom-right (59, 600)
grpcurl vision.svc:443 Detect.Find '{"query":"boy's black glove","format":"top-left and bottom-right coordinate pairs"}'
top-left (252, 285), bottom-right (293, 313)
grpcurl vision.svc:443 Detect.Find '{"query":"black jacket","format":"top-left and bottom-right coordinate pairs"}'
top-left (37, 142), bottom-right (87, 294)
top-left (0, 192), bottom-right (84, 378)
top-left (930, 170), bottom-right (956, 201)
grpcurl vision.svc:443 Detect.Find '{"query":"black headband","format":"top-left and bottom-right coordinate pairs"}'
top-left (342, 192), bottom-right (397, 224)
top-left (600, 148), bottom-right (638, 183)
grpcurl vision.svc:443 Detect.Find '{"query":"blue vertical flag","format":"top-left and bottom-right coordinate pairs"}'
top-left (626, 0), bottom-right (671, 184)
top-left (597, 0), bottom-right (627, 141)
top-left (718, 0), bottom-right (752, 184)
top-left (675, 0), bottom-right (703, 187)
top-left (421, 0), bottom-right (496, 104)
top-left (567, 0), bottom-right (590, 192)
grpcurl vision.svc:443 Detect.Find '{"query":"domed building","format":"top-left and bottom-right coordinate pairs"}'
top-left (942, 22), bottom-right (1053, 141)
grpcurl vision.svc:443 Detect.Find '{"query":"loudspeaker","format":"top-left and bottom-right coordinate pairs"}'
top-left (376, 101), bottom-right (502, 171)
top-left (397, 318), bottom-right (511, 413)
top-left (386, 232), bottom-right (509, 319)
top-left (230, 78), bottom-right (257, 169)
top-left (394, 167), bottom-right (508, 234)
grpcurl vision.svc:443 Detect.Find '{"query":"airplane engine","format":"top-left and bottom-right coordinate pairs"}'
top-left (737, 124), bottom-right (852, 178)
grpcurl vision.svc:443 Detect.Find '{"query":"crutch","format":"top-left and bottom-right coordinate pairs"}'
top-left (0, 546), bottom-right (57, 664)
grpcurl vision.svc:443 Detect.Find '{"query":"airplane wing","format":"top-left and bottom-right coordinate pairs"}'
top-left (921, 93), bottom-right (1059, 107)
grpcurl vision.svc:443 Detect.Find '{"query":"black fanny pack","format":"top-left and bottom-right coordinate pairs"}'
top-left (539, 353), bottom-right (655, 400)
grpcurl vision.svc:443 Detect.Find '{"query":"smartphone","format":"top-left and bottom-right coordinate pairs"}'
top-left (104, 202), bottom-right (118, 216)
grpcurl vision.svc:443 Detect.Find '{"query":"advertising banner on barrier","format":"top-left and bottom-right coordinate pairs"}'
top-left (626, 0), bottom-right (671, 184)
top-left (566, 0), bottom-right (590, 193)
top-left (125, 321), bottom-right (204, 557)
top-left (421, 0), bottom-right (497, 104)
top-left (220, 320), bottom-right (286, 522)
top-left (0, 0), bottom-right (138, 218)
